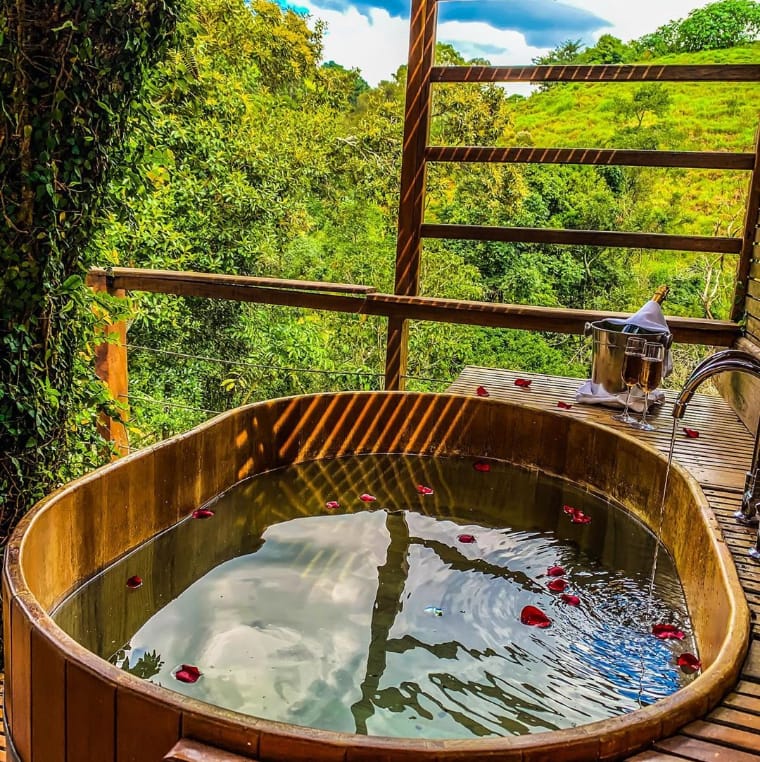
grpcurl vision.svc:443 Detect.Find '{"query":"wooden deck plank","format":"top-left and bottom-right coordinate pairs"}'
top-left (681, 718), bottom-right (760, 750)
top-left (722, 693), bottom-right (760, 716)
top-left (707, 706), bottom-right (760, 732)
top-left (737, 681), bottom-right (760, 698)
top-left (447, 367), bottom-right (760, 760)
top-left (655, 735), bottom-right (760, 761)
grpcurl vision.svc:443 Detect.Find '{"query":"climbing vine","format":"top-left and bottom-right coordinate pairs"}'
top-left (0, 1), bottom-right (181, 544)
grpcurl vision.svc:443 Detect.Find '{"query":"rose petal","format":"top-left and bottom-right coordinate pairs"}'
top-left (457, 533), bottom-right (476, 544)
top-left (126, 575), bottom-right (143, 589)
top-left (360, 493), bottom-right (376, 502)
top-left (515, 378), bottom-right (532, 388)
top-left (476, 386), bottom-right (490, 397)
top-left (547, 578), bottom-right (568, 592)
top-left (683, 427), bottom-right (699, 439)
top-left (416, 484), bottom-right (434, 495)
top-left (191, 508), bottom-right (215, 519)
top-left (547, 565), bottom-right (566, 577)
top-left (676, 653), bottom-right (701, 673)
top-left (325, 500), bottom-right (340, 511)
top-left (652, 623), bottom-right (685, 640)
top-left (557, 401), bottom-right (573, 410)
top-left (520, 605), bottom-right (551, 628)
top-left (563, 504), bottom-right (576, 515)
top-left (560, 594), bottom-right (581, 606)
top-left (571, 511), bottom-right (592, 525)
top-left (175, 664), bottom-right (201, 683)
top-left (474, 461), bottom-right (491, 472)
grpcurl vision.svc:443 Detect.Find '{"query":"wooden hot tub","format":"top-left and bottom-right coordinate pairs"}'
top-left (2, 392), bottom-right (750, 761)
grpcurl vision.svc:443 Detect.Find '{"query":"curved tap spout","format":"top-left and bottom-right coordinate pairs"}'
top-left (673, 353), bottom-right (760, 419)
top-left (673, 349), bottom-right (760, 560)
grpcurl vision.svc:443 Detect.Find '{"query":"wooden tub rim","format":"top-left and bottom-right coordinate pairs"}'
top-left (3, 390), bottom-right (751, 760)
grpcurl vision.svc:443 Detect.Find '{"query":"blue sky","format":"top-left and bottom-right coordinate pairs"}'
top-left (296, 0), bottom-right (713, 86)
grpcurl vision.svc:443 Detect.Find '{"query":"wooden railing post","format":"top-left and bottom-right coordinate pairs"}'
top-left (87, 271), bottom-right (129, 456)
top-left (384, 0), bottom-right (437, 390)
top-left (732, 123), bottom-right (760, 322)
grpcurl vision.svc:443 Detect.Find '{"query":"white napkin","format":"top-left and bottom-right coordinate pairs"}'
top-left (576, 299), bottom-right (671, 410)
top-left (575, 379), bottom-right (664, 412)
top-left (604, 300), bottom-right (673, 377)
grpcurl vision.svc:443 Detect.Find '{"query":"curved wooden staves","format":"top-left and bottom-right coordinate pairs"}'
top-left (2, 392), bottom-right (750, 761)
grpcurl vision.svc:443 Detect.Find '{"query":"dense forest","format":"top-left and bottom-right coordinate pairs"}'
top-left (2, 0), bottom-right (759, 538)
top-left (92, 0), bottom-right (760, 445)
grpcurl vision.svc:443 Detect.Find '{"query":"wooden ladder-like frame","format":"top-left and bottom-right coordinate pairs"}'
top-left (386, 0), bottom-right (760, 389)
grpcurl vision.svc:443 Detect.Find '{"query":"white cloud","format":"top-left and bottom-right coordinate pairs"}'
top-left (302, 3), bottom-right (410, 85)
top-left (305, 1), bottom-right (716, 87)
top-left (571, 0), bottom-right (713, 43)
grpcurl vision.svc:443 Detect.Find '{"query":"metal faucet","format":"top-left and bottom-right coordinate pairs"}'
top-left (673, 349), bottom-right (760, 560)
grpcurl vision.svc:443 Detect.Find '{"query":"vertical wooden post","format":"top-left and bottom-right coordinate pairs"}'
top-left (732, 123), bottom-right (760, 323)
top-left (384, 0), bottom-right (438, 390)
top-left (88, 271), bottom-right (129, 456)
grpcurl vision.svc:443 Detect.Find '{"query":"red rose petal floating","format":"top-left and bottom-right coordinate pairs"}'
top-left (571, 511), bottom-right (592, 525)
top-left (547, 578), bottom-right (568, 592)
top-left (325, 500), bottom-right (340, 511)
top-left (360, 493), bottom-right (376, 502)
top-left (561, 594), bottom-right (581, 606)
top-left (458, 534), bottom-right (476, 544)
top-left (476, 386), bottom-right (490, 397)
top-left (126, 575), bottom-right (143, 589)
top-left (174, 664), bottom-right (201, 684)
top-left (520, 605), bottom-right (551, 628)
top-left (416, 484), bottom-right (434, 495)
top-left (676, 653), bottom-right (701, 673)
top-left (563, 504), bottom-right (591, 523)
top-left (192, 508), bottom-right (215, 519)
top-left (514, 378), bottom-right (532, 388)
top-left (652, 623), bottom-right (685, 640)
top-left (557, 401), bottom-right (573, 410)
top-left (683, 427), bottom-right (700, 439)
top-left (474, 461), bottom-right (491, 472)
top-left (547, 565), bottom-right (566, 577)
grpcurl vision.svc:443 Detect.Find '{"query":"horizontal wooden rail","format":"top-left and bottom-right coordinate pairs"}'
top-left (90, 268), bottom-right (741, 346)
top-left (87, 268), bottom-right (377, 295)
top-left (431, 64), bottom-right (760, 84)
top-left (421, 224), bottom-right (743, 253)
top-left (365, 293), bottom-right (739, 345)
top-left (425, 146), bottom-right (756, 170)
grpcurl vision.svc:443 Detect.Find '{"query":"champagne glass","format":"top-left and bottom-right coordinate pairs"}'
top-left (613, 337), bottom-right (646, 424)
top-left (635, 342), bottom-right (665, 432)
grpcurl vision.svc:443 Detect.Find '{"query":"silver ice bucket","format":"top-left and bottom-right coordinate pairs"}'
top-left (584, 320), bottom-right (672, 395)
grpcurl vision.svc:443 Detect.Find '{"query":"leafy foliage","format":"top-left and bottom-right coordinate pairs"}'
top-left (82, 0), bottom-right (759, 448)
top-left (0, 1), bottom-right (181, 541)
top-left (638, 0), bottom-right (760, 54)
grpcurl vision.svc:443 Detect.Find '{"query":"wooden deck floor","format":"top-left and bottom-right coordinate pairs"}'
top-left (448, 367), bottom-right (760, 760)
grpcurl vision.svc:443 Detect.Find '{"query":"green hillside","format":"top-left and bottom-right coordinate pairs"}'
top-left (508, 45), bottom-right (760, 239)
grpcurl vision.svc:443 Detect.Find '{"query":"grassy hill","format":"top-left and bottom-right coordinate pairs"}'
top-left (507, 45), bottom-right (760, 242)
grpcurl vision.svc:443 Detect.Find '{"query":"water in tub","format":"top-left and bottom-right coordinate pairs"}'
top-left (54, 454), bottom-right (697, 739)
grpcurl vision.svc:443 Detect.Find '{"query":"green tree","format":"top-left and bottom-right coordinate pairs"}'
top-left (613, 83), bottom-right (672, 130)
top-left (676, 0), bottom-right (760, 51)
top-left (0, 0), bottom-right (180, 542)
top-left (532, 39), bottom-right (585, 65)
top-left (637, 0), bottom-right (760, 54)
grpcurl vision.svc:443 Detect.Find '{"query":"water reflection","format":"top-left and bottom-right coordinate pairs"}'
top-left (54, 455), bottom-right (696, 739)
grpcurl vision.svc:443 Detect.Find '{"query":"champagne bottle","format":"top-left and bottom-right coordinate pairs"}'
top-left (621, 284), bottom-right (669, 334)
